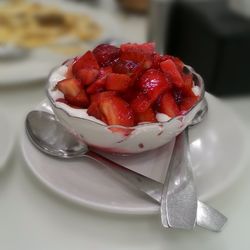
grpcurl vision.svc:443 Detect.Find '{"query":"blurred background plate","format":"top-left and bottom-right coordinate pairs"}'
top-left (0, 0), bottom-right (120, 86)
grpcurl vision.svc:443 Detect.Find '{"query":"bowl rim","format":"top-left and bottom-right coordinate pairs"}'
top-left (46, 63), bottom-right (205, 129)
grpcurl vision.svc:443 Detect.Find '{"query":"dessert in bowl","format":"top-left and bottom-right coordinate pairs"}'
top-left (47, 42), bottom-right (205, 154)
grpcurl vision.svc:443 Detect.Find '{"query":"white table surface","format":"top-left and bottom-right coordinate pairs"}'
top-left (1, 1), bottom-right (250, 249)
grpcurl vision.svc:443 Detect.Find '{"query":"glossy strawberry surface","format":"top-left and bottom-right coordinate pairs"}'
top-left (56, 42), bottom-right (201, 126)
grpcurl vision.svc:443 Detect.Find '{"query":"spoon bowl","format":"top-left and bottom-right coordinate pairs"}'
top-left (26, 111), bottom-right (88, 158)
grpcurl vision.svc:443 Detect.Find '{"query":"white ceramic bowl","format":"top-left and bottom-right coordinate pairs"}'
top-left (46, 64), bottom-right (205, 154)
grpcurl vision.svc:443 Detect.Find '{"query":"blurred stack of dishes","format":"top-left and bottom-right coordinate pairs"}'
top-left (0, 0), bottom-right (119, 85)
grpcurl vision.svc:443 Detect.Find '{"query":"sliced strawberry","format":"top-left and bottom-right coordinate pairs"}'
top-left (171, 56), bottom-right (184, 73)
top-left (65, 89), bottom-right (89, 108)
top-left (99, 96), bottom-right (135, 126)
top-left (182, 72), bottom-right (193, 89)
top-left (120, 87), bottom-right (137, 103)
top-left (87, 102), bottom-right (102, 120)
top-left (160, 59), bottom-right (184, 88)
top-left (72, 51), bottom-right (99, 75)
top-left (56, 80), bottom-right (89, 109)
top-left (120, 42), bottom-right (155, 55)
top-left (129, 64), bottom-right (145, 84)
top-left (179, 96), bottom-right (199, 112)
top-left (86, 66), bottom-right (112, 94)
top-left (90, 91), bottom-right (116, 104)
top-left (93, 44), bottom-right (120, 67)
top-left (98, 66), bottom-right (113, 76)
top-left (182, 72), bottom-right (194, 96)
top-left (159, 92), bottom-right (180, 118)
top-left (112, 59), bottom-right (138, 74)
top-left (106, 73), bottom-right (131, 92)
top-left (135, 107), bottom-right (156, 123)
top-left (86, 76), bottom-right (106, 94)
top-left (76, 68), bottom-right (99, 86)
top-left (120, 53), bottom-right (153, 69)
top-left (120, 43), bottom-right (155, 69)
top-left (130, 93), bottom-right (151, 113)
top-left (57, 78), bottom-right (82, 97)
top-left (137, 69), bottom-right (170, 104)
top-left (152, 53), bottom-right (173, 69)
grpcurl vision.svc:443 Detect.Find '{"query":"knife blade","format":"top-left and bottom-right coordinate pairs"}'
top-left (87, 151), bottom-right (227, 232)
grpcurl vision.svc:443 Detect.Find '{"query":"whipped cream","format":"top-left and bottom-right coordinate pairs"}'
top-left (156, 113), bottom-right (171, 122)
top-left (192, 86), bottom-right (201, 96)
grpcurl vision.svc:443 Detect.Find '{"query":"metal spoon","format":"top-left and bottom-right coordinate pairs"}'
top-left (160, 98), bottom-right (208, 229)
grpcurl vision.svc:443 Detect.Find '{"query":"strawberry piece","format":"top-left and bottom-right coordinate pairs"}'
top-left (159, 92), bottom-right (180, 118)
top-left (93, 44), bottom-right (120, 67)
top-left (120, 42), bottom-right (155, 55)
top-left (179, 96), bottom-right (199, 112)
top-left (135, 107), bottom-right (156, 123)
top-left (57, 78), bottom-right (82, 97)
top-left (76, 68), bottom-right (99, 86)
top-left (120, 87), bottom-right (137, 103)
top-left (86, 77), bottom-right (106, 94)
top-left (160, 59), bottom-right (184, 88)
top-left (182, 72), bottom-right (193, 89)
top-left (120, 53), bottom-right (152, 69)
top-left (90, 91), bottom-right (116, 104)
top-left (152, 53), bottom-right (173, 69)
top-left (171, 56), bottom-right (184, 73)
top-left (137, 69), bottom-right (170, 103)
top-left (130, 93), bottom-right (151, 113)
top-left (98, 66), bottom-right (113, 76)
top-left (120, 43), bottom-right (155, 69)
top-left (87, 102), bottom-right (102, 120)
top-left (153, 54), bottom-right (184, 72)
top-left (56, 78), bottom-right (89, 108)
top-left (72, 51), bottom-right (99, 75)
top-left (129, 64), bottom-right (145, 84)
top-left (65, 90), bottom-right (89, 108)
top-left (86, 66), bottom-right (112, 94)
top-left (88, 91), bottom-right (117, 121)
top-left (112, 59), bottom-right (138, 74)
top-left (106, 73), bottom-right (131, 92)
top-left (99, 96), bottom-right (135, 126)
top-left (182, 72), bottom-right (195, 96)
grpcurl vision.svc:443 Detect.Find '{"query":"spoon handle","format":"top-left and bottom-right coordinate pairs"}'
top-left (161, 129), bottom-right (197, 229)
top-left (84, 151), bottom-right (162, 197)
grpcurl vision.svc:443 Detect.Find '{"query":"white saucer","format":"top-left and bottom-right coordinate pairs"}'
top-left (0, 111), bottom-right (15, 170)
top-left (21, 93), bottom-right (250, 214)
